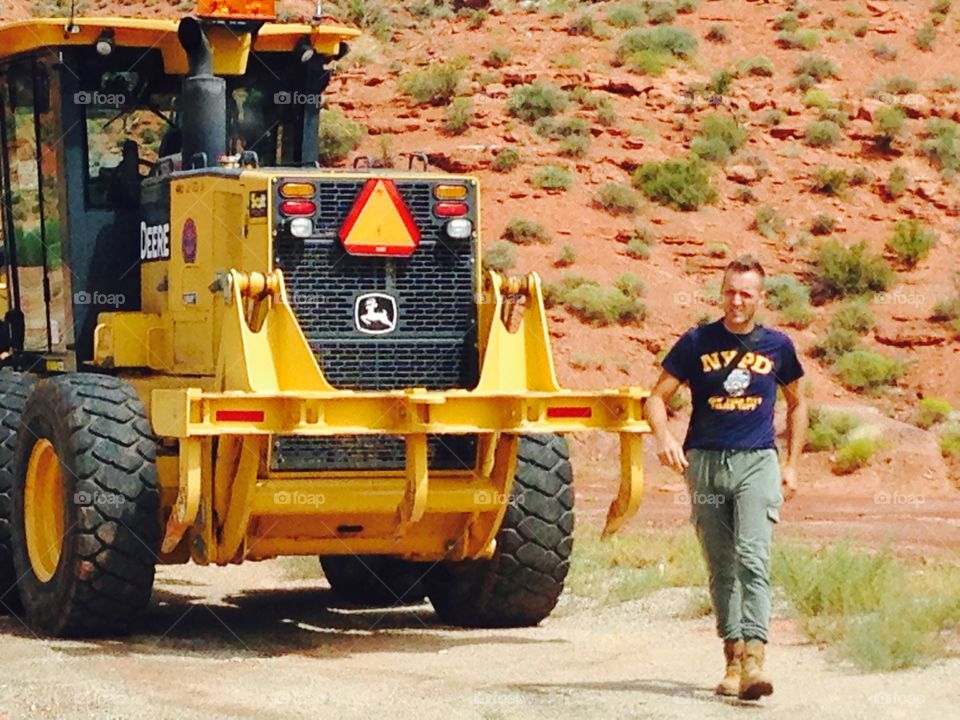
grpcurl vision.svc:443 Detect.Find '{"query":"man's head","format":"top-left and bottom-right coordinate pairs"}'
top-left (721, 255), bottom-right (765, 332)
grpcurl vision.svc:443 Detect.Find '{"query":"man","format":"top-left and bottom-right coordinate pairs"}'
top-left (645, 255), bottom-right (808, 701)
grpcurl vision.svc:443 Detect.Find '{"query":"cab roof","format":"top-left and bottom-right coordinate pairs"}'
top-left (0, 17), bottom-right (361, 75)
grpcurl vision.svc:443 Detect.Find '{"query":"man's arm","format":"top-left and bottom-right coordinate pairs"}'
top-left (780, 379), bottom-right (808, 500)
top-left (646, 369), bottom-right (688, 472)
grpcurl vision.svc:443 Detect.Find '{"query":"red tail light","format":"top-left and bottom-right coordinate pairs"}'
top-left (280, 199), bottom-right (316, 216)
top-left (434, 202), bottom-right (468, 217)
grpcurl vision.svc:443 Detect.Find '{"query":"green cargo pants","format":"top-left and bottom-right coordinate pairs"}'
top-left (684, 448), bottom-right (783, 643)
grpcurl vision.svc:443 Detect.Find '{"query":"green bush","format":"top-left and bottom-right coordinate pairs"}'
top-left (399, 60), bottom-right (463, 105)
top-left (632, 157), bottom-right (717, 210)
top-left (614, 272), bottom-right (645, 298)
top-left (544, 274), bottom-right (646, 326)
top-left (442, 97), bottom-right (474, 134)
top-left (873, 105), bottom-right (906, 149)
top-left (936, 74), bottom-right (960, 92)
top-left (535, 116), bottom-right (589, 139)
top-left (706, 242), bottom-right (728, 258)
top-left (915, 397), bottom-right (953, 429)
top-left (834, 350), bottom-right (905, 392)
top-left (491, 147), bottom-right (520, 172)
top-left (617, 25), bottom-right (699, 62)
top-left (763, 109), bottom-right (785, 127)
top-left (707, 69), bottom-right (735, 96)
top-left (567, 13), bottom-right (597, 37)
top-left (766, 274), bottom-right (812, 327)
top-left (676, 0), bottom-right (699, 14)
top-left (915, 22), bottom-right (936, 50)
top-left (691, 113), bottom-right (747, 162)
top-left (831, 298), bottom-right (875, 334)
top-left (486, 46), bottom-right (512, 68)
top-left (850, 167), bottom-right (873, 186)
top-left (559, 135), bottom-right (590, 158)
top-left (887, 219), bottom-right (935, 268)
top-left (884, 75), bottom-right (918, 95)
top-left (508, 81), bottom-right (570, 122)
top-left (871, 42), bottom-right (898, 61)
top-left (556, 244), bottom-right (577, 268)
top-left (753, 205), bottom-right (785, 239)
top-left (809, 213), bottom-right (836, 235)
top-left (317, 108), bottom-right (366, 164)
top-left (773, 12), bottom-right (799, 31)
top-left (885, 165), bottom-right (908, 199)
top-left (794, 54), bottom-right (839, 82)
top-left (531, 164), bottom-right (573, 191)
top-left (647, 1), bottom-right (677, 24)
top-left (806, 407), bottom-right (862, 451)
top-left (778, 29), bottom-right (820, 50)
top-left (834, 435), bottom-right (881, 474)
top-left (814, 326), bottom-right (861, 362)
top-left (595, 182), bottom-right (641, 215)
top-left (941, 423), bottom-right (960, 457)
top-left (815, 239), bottom-right (895, 297)
top-left (920, 118), bottom-right (960, 174)
top-left (483, 240), bottom-right (516, 272)
top-left (737, 55), bottom-right (774, 77)
top-left (706, 24), bottom-right (729, 43)
top-left (811, 166), bottom-right (849, 196)
top-left (606, 3), bottom-right (646, 28)
top-left (805, 120), bottom-right (841, 147)
top-left (802, 88), bottom-right (835, 110)
top-left (852, 21), bottom-right (869, 37)
top-left (625, 229), bottom-right (653, 259)
top-left (503, 217), bottom-right (550, 245)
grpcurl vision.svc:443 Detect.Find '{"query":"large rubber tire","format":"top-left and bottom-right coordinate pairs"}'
top-left (320, 555), bottom-right (428, 605)
top-left (427, 433), bottom-right (574, 628)
top-left (10, 374), bottom-right (160, 637)
top-left (0, 370), bottom-right (36, 613)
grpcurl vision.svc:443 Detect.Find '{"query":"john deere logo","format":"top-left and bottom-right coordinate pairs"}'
top-left (355, 293), bottom-right (397, 335)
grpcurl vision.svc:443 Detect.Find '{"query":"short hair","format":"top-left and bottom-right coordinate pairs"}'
top-left (724, 254), bottom-right (765, 280)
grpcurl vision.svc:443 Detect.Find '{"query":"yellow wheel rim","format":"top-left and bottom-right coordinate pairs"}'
top-left (24, 439), bottom-right (66, 583)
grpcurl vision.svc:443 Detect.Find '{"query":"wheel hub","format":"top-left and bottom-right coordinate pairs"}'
top-left (24, 438), bottom-right (66, 582)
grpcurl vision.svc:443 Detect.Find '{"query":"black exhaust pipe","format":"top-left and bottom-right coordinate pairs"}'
top-left (178, 17), bottom-right (226, 169)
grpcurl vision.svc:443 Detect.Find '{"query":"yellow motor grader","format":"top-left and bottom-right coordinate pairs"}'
top-left (0, 0), bottom-right (650, 637)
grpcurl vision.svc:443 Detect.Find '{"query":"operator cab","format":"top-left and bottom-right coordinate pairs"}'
top-left (0, 4), bottom-right (356, 370)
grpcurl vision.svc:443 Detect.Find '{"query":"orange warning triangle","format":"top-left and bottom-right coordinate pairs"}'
top-left (339, 179), bottom-right (421, 257)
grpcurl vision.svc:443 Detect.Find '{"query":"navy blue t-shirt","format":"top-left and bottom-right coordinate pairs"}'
top-left (661, 320), bottom-right (804, 451)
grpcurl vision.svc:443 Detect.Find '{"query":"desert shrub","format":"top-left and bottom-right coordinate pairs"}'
top-left (915, 397), bottom-right (953, 429)
top-left (884, 75), bottom-right (918, 95)
top-left (531, 164), bottom-right (573, 190)
top-left (556, 244), bottom-right (577, 268)
top-left (811, 166), bottom-right (849, 196)
top-left (508, 81), bottom-right (570, 122)
top-left (676, 0), bottom-right (699, 13)
top-left (871, 42), bottom-right (898, 61)
top-left (559, 135), bottom-right (590, 158)
top-left (806, 408), bottom-right (862, 451)
top-left (567, 13), bottom-right (597, 36)
top-left (491, 147), bottom-right (520, 172)
top-left (872, 106), bottom-right (906, 150)
top-left (706, 242), bottom-right (728, 258)
top-left (852, 21), bottom-right (869, 37)
top-left (706, 24), bottom-right (729, 43)
top-left (544, 274), bottom-right (645, 325)
top-left (887, 219), bottom-right (935, 268)
top-left (707, 69), bottom-right (735, 96)
top-left (696, 113), bottom-right (747, 157)
top-left (632, 157), bottom-right (717, 210)
top-left (753, 205), bottom-right (785, 239)
top-left (483, 240), bottom-right (516, 272)
top-left (831, 298), bottom-right (875, 334)
top-left (502, 217), bottom-right (550, 244)
top-left (443, 97), bottom-right (474, 134)
top-left (920, 118), bottom-right (960, 174)
top-left (778, 29), bottom-right (820, 50)
top-left (646, 1), bottom-right (676, 24)
top-left (337, 0), bottom-right (393, 39)
top-left (400, 60), bottom-right (463, 105)
top-left (814, 239), bottom-right (895, 297)
top-left (738, 55), bottom-right (774, 77)
top-left (773, 12), bottom-right (799, 31)
top-left (794, 54), bottom-right (839, 82)
top-left (617, 25), bottom-right (699, 63)
top-left (802, 88), bottom-right (835, 110)
top-left (936, 74), bottom-right (960, 92)
top-left (535, 116), bottom-right (590, 139)
top-left (606, 3), bottom-right (646, 28)
top-left (614, 271), bottom-right (646, 298)
top-left (317, 109), bottom-right (366, 164)
top-left (765, 274), bottom-right (812, 327)
top-left (942, 423), bottom-right (960, 457)
top-left (814, 326), bottom-right (861, 362)
top-left (595, 182), bottom-right (641, 215)
top-left (834, 435), bottom-right (881, 474)
top-left (915, 22), bottom-right (936, 50)
top-left (834, 350), bottom-right (905, 392)
top-left (806, 120), bottom-right (841, 147)
top-left (763, 109), bottom-right (785, 127)
top-left (850, 167), bottom-right (873, 186)
top-left (932, 293), bottom-right (960, 337)
top-left (810, 213), bottom-right (836, 236)
top-left (486, 46), bottom-right (512, 68)
top-left (885, 165), bottom-right (908, 199)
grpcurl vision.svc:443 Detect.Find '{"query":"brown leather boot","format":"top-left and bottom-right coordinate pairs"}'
top-left (739, 639), bottom-right (774, 700)
top-left (715, 639), bottom-right (744, 696)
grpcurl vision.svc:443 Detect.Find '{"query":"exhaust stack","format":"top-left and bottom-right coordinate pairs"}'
top-left (178, 17), bottom-right (226, 169)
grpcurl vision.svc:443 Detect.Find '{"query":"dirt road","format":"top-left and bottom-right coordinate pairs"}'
top-left (1, 557), bottom-right (957, 720)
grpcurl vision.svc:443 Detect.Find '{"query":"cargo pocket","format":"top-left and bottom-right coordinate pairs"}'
top-left (766, 504), bottom-right (780, 524)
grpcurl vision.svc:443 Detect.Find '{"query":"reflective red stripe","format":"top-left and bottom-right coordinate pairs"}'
top-left (546, 407), bottom-right (592, 419)
top-left (216, 410), bottom-right (265, 422)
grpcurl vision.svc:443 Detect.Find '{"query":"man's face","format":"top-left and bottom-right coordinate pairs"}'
top-left (721, 270), bottom-right (764, 327)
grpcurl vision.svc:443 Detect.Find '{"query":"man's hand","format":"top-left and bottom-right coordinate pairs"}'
top-left (657, 433), bottom-right (689, 473)
top-left (781, 464), bottom-right (798, 501)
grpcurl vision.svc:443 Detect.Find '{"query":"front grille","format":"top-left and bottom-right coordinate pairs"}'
top-left (273, 177), bottom-right (479, 471)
